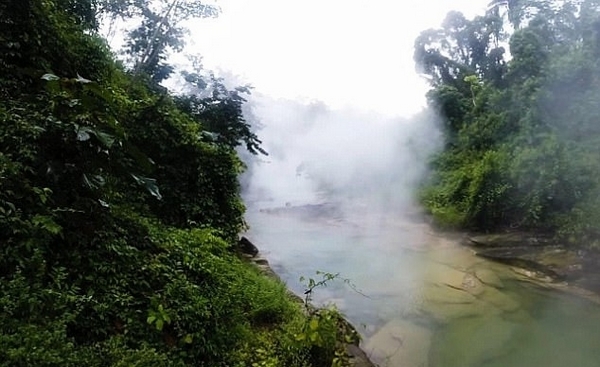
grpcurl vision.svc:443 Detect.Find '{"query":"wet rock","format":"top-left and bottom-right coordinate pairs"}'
top-left (423, 283), bottom-right (478, 305)
top-left (422, 262), bottom-right (486, 296)
top-left (253, 257), bottom-right (269, 266)
top-left (364, 319), bottom-right (432, 367)
top-left (511, 266), bottom-right (555, 283)
top-left (461, 273), bottom-right (485, 296)
top-left (468, 232), bottom-right (553, 248)
top-left (430, 315), bottom-right (517, 367)
top-left (346, 344), bottom-right (376, 367)
top-left (474, 268), bottom-right (505, 288)
top-left (423, 263), bottom-right (470, 289)
top-left (418, 283), bottom-right (502, 323)
top-left (428, 246), bottom-right (485, 269)
top-left (477, 286), bottom-right (521, 312)
top-left (421, 299), bottom-right (501, 323)
top-left (476, 247), bottom-right (565, 280)
top-left (238, 236), bottom-right (259, 257)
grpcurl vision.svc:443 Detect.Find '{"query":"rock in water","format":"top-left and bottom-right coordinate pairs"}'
top-left (238, 236), bottom-right (259, 257)
top-left (474, 268), bottom-right (505, 288)
top-left (364, 319), bottom-right (432, 367)
top-left (430, 315), bottom-right (518, 367)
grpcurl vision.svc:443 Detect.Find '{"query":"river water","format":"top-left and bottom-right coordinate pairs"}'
top-left (245, 206), bottom-right (600, 367)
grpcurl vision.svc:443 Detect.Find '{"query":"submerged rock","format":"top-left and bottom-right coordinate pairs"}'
top-left (474, 268), bottom-right (505, 288)
top-left (477, 286), bottom-right (521, 312)
top-left (430, 315), bottom-right (517, 367)
top-left (365, 319), bottom-right (432, 367)
top-left (469, 233), bottom-right (553, 248)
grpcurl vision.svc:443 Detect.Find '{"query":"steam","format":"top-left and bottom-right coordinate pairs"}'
top-left (241, 94), bottom-right (443, 219)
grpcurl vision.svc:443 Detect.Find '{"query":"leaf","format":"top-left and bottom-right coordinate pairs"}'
top-left (41, 73), bottom-right (60, 81)
top-left (147, 316), bottom-right (156, 324)
top-left (309, 318), bottom-right (319, 331)
top-left (31, 215), bottom-right (62, 235)
top-left (83, 174), bottom-right (106, 189)
top-left (155, 319), bottom-right (164, 331)
top-left (183, 334), bottom-right (193, 344)
top-left (94, 130), bottom-right (116, 148)
top-left (76, 73), bottom-right (92, 84)
top-left (76, 126), bottom-right (93, 142)
top-left (131, 174), bottom-right (163, 200)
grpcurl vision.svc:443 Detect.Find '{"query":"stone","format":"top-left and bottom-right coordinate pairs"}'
top-left (421, 262), bottom-right (486, 296)
top-left (238, 236), bottom-right (259, 257)
top-left (468, 232), bottom-right (552, 248)
top-left (364, 319), bottom-right (432, 367)
top-left (420, 296), bottom-right (502, 323)
top-left (428, 246), bottom-right (484, 270)
top-left (474, 268), bottom-right (505, 288)
top-left (477, 286), bottom-right (521, 312)
top-left (430, 315), bottom-right (517, 367)
top-left (346, 344), bottom-right (376, 367)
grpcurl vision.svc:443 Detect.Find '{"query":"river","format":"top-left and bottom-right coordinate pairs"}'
top-left (245, 204), bottom-right (600, 367)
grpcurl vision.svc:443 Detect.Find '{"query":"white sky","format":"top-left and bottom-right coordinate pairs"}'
top-left (185, 0), bottom-right (487, 116)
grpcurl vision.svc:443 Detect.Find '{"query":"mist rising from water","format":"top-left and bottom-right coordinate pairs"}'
top-left (241, 94), bottom-right (443, 219)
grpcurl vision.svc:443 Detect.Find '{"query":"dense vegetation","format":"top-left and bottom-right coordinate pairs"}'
top-left (0, 1), bottom-right (351, 366)
top-left (415, 0), bottom-right (600, 248)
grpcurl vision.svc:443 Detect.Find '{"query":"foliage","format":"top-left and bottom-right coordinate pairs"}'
top-left (0, 1), bottom-right (344, 366)
top-left (416, 0), bottom-right (600, 246)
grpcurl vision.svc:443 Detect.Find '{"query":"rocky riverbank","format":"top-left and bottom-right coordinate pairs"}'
top-left (465, 232), bottom-right (600, 303)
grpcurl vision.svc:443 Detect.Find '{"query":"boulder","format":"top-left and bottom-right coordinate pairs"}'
top-left (238, 236), bottom-right (259, 257)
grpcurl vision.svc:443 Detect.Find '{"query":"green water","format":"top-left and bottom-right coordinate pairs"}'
top-left (430, 280), bottom-right (600, 367)
top-left (246, 209), bottom-right (600, 367)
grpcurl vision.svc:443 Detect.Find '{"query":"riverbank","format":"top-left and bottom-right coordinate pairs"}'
top-left (462, 232), bottom-right (600, 304)
top-left (244, 204), bottom-right (600, 367)
top-left (238, 236), bottom-right (376, 367)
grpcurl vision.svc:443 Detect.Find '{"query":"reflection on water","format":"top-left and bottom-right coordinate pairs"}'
top-left (245, 209), bottom-right (600, 367)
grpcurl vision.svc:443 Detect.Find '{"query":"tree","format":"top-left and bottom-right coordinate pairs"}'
top-left (121, 0), bottom-right (219, 82)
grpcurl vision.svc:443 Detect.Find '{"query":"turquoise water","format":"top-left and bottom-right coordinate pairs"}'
top-left (245, 209), bottom-right (600, 367)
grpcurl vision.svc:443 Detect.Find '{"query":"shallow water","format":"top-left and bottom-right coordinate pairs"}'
top-left (245, 208), bottom-right (600, 367)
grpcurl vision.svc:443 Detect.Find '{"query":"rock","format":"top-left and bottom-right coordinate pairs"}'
top-left (477, 286), bottom-right (521, 312)
top-left (421, 299), bottom-right (501, 323)
top-left (253, 257), bottom-right (269, 266)
top-left (422, 283), bottom-right (478, 305)
top-left (430, 315), bottom-right (517, 367)
top-left (418, 283), bottom-right (502, 323)
top-left (364, 319), bottom-right (432, 367)
top-left (238, 236), bottom-right (259, 257)
top-left (511, 266), bottom-right (554, 283)
top-left (428, 246), bottom-right (484, 269)
top-left (468, 232), bottom-right (553, 248)
top-left (346, 344), bottom-right (376, 367)
top-left (422, 263), bottom-right (469, 288)
top-left (474, 268), bottom-right (505, 288)
top-left (422, 262), bottom-right (486, 296)
top-left (476, 247), bottom-right (565, 280)
top-left (461, 273), bottom-right (485, 295)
